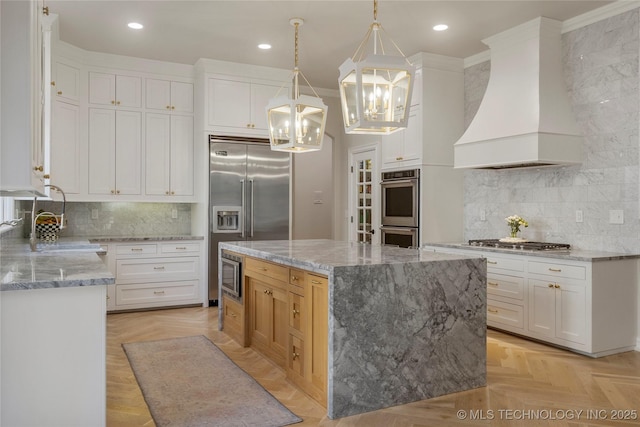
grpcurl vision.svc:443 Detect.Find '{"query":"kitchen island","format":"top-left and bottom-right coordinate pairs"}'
top-left (0, 237), bottom-right (114, 427)
top-left (219, 239), bottom-right (486, 419)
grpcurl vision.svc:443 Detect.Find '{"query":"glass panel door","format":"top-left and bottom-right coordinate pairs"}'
top-left (350, 148), bottom-right (378, 244)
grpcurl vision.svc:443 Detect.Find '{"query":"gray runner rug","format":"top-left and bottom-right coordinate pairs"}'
top-left (123, 335), bottom-right (302, 427)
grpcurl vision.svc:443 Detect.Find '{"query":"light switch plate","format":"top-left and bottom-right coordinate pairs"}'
top-left (575, 210), bottom-right (583, 223)
top-left (609, 209), bottom-right (624, 224)
top-left (480, 209), bottom-right (486, 221)
top-left (171, 208), bottom-right (178, 219)
top-left (91, 209), bottom-right (99, 220)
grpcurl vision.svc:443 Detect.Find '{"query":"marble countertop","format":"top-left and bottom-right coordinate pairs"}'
top-left (0, 238), bottom-right (114, 291)
top-left (89, 235), bottom-right (204, 242)
top-left (423, 242), bottom-right (640, 262)
top-left (220, 239), bottom-right (480, 275)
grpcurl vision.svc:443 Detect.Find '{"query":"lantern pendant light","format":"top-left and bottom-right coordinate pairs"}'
top-left (338, 0), bottom-right (415, 135)
top-left (266, 18), bottom-right (328, 153)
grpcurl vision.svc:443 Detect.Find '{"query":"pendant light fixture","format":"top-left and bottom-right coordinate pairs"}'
top-left (266, 18), bottom-right (328, 153)
top-left (338, 0), bottom-right (415, 135)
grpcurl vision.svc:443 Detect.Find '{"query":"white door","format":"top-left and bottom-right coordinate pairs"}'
top-left (528, 278), bottom-right (556, 338)
top-left (556, 282), bottom-right (587, 344)
top-left (50, 100), bottom-right (80, 194)
top-left (348, 145), bottom-right (379, 244)
top-left (169, 114), bottom-right (194, 196)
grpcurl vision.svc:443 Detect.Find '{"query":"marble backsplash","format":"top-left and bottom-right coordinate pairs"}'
top-left (463, 9), bottom-right (640, 254)
top-left (15, 201), bottom-right (192, 238)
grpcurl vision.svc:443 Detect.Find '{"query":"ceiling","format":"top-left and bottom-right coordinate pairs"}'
top-left (47, 0), bottom-right (614, 90)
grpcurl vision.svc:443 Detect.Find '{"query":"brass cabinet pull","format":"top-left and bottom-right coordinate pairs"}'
top-left (111, 100), bottom-right (115, 105)
top-left (171, 106), bottom-right (175, 110)
top-left (487, 260), bottom-right (497, 265)
top-left (153, 266), bottom-right (165, 270)
top-left (175, 247), bottom-right (186, 250)
top-left (51, 81), bottom-right (56, 86)
top-left (488, 308), bottom-right (499, 313)
top-left (291, 275), bottom-right (299, 281)
top-left (116, 101), bottom-right (121, 105)
top-left (263, 289), bottom-right (272, 295)
top-left (310, 279), bottom-right (321, 284)
top-left (57, 91), bottom-right (62, 95)
top-left (554, 284), bottom-right (561, 289)
top-left (292, 349), bottom-right (300, 360)
top-left (548, 283), bottom-right (554, 288)
top-left (153, 290), bottom-right (165, 295)
top-left (548, 268), bottom-right (562, 272)
top-left (33, 165), bottom-right (44, 172)
top-left (229, 312), bottom-right (236, 318)
top-left (131, 248), bottom-right (143, 252)
top-left (292, 308), bottom-right (300, 316)
top-left (116, 190), bottom-right (121, 194)
top-left (259, 267), bottom-right (268, 271)
top-left (395, 157), bottom-right (403, 161)
top-left (166, 105), bottom-right (171, 110)
top-left (43, 174), bottom-right (50, 179)
top-left (488, 282), bottom-right (499, 287)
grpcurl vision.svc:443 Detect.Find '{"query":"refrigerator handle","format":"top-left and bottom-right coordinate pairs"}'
top-left (249, 178), bottom-right (255, 238)
top-left (240, 179), bottom-right (246, 238)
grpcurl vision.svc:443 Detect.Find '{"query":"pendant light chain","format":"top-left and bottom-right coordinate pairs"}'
top-left (293, 21), bottom-right (300, 99)
top-left (373, 0), bottom-right (377, 22)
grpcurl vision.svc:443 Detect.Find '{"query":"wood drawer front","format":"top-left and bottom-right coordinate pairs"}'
top-left (159, 242), bottom-right (200, 254)
top-left (115, 280), bottom-right (198, 305)
top-left (289, 269), bottom-right (306, 289)
top-left (528, 261), bottom-right (586, 281)
top-left (486, 256), bottom-right (524, 273)
top-left (116, 257), bottom-right (199, 283)
top-left (307, 273), bottom-right (328, 287)
top-left (289, 292), bottom-right (305, 334)
top-left (246, 257), bottom-right (288, 282)
top-left (487, 273), bottom-right (524, 300)
top-left (289, 334), bottom-right (305, 380)
top-left (487, 299), bottom-right (524, 330)
top-left (116, 244), bottom-right (157, 256)
top-left (223, 298), bottom-right (243, 333)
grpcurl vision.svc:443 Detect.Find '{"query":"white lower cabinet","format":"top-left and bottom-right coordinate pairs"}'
top-left (99, 240), bottom-right (203, 312)
top-left (423, 245), bottom-right (638, 357)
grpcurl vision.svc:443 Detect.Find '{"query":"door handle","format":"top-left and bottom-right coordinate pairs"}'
top-left (249, 178), bottom-right (254, 238)
top-left (240, 179), bottom-right (246, 238)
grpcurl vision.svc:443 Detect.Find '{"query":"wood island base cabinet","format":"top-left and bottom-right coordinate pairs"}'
top-left (221, 255), bottom-right (328, 407)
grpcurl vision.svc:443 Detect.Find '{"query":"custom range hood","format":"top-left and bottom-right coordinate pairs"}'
top-left (454, 17), bottom-right (583, 169)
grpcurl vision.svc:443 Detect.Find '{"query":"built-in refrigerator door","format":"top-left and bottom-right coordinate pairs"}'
top-left (209, 142), bottom-right (248, 304)
top-left (246, 145), bottom-right (290, 241)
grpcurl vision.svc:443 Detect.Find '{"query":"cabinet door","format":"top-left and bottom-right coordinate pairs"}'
top-left (249, 279), bottom-right (271, 349)
top-left (250, 82), bottom-right (282, 131)
top-left (381, 108), bottom-right (420, 166)
top-left (116, 75), bottom-right (142, 108)
top-left (171, 81), bottom-right (193, 114)
top-left (89, 72), bottom-right (115, 106)
top-left (50, 101), bottom-right (81, 194)
top-left (53, 62), bottom-right (80, 103)
top-left (556, 283), bottom-right (587, 345)
top-left (528, 279), bottom-right (556, 338)
top-left (115, 110), bottom-right (142, 195)
top-left (208, 78), bottom-right (251, 128)
top-left (307, 274), bottom-right (328, 395)
top-left (271, 286), bottom-right (288, 360)
top-left (88, 108), bottom-right (116, 194)
top-left (169, 115), bottom-right (194, 196)
top-left (145, 113), bottom-right (171, 196)
top-left (145, 78), bottom-right (171, 111)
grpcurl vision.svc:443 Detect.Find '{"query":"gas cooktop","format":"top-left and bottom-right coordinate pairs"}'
top-left (468, 239), bottom-right (571, 251)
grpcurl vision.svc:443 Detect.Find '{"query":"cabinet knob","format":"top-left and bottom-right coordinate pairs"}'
top-left (171, 106), bottom-right (175, 110)
top-left (554, 284), bottom-right (561, 289)
top-left (166, 105), bottom-right (171, 110)
top-left (171, 191), bottom-right (175, 195)
top-left (111, 100), bottom-right (115, 105)
top-left (57, 91), bottom-right (62, 95)
top-left (33, 165), bottom-right (44, 172)
top-left (292, 308), bottom-right (300, 316)
top-left (43, 174), bottom-right (50, 179)
top-left (291, 275), bottom-right (299, 281)
top-left (229, 312), bottom-right (236, 318)
top-left (396, 157), bottom-right (403, 161)
top-left (292, 350), bottom-right (300, 360)
top-left (548, 283), bottom-right (554, 288)
top-left (116, 190), bottom-right (121, 194)
top-left (51, 81), bottom-right (56, 86)
top-left (165, 191), bottom-right (170, 195)
top-left (246, 124), bottom-right (251, 128)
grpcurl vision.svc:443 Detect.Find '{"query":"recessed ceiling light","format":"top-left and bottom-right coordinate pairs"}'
top-left (258, 43), bottom-right (272, 50)
top-left (128, 22), bottom-right (144, 30)
top-left (433, 24), bottom-right (448, 32)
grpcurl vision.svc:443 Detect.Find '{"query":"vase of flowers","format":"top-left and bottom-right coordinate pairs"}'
top-left (505, 215), bottom-right (528, 239)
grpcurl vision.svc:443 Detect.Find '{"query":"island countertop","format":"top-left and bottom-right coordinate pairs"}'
top-left (220, 239), bottom-right (477, 274)
top-left (220, 239), bottom-right (487, 419)
top-left (0, 238), bottom-right (114, 291)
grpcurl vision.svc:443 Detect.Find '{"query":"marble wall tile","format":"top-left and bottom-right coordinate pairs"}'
top-left (463, 10), bottom-right (640, 253)
top-left (16, 201), bottom-right (192, 238)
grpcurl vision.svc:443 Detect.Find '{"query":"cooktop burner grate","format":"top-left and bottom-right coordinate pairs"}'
top-left (468, 239), bottom-right (571, 251)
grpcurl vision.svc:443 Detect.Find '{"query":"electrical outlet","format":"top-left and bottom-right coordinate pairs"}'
top-left (91, 209), bottom-right (99, 220)
top-left (575, 210), bottom-right (583, 223)
top-left (480, 209), bottom-right (486, 221)
top-left (171, 208), bottom-right (178, 219)
top-left (609, 209), bottom-right (624, 224)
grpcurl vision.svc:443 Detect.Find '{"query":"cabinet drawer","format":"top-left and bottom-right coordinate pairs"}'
top-left (246, 257), bottom-right (288, 282)
top-left (528, 261), bottom-right (586, 281)
top-left (487, 273), bottom-right (524, 300)
top-left (159, 242), bottom-right (200, 254)
top-left (116, 244), bottom-right (157, 256)
top-left (223, 297), bottom-right (244, 333)
top-left (307, 273), bottom-right (328, 287)
top-left (115, 280), bottom-right (198, 305)
top-left (289, 334), bottom-right (305, 380)
top-left (487, 299), bottom-right (524, 330)
top-left (289, 269), bottom-right (306, 290)
top-left (486, 256), bottom-right (524, 273)
top-left (116, 257), bottom-right (198, 283)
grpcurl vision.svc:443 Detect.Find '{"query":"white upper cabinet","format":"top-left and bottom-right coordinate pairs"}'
top-left (146, 79), bottom-right (193, 114)
top-left (89, 72), bottom-right (142, 108)
top-left (207, 77), bottom-right (282, 136)
top-left (50, 100), bottom-right (81, 194)
top-left (52, 61), bottom-right (80, 104)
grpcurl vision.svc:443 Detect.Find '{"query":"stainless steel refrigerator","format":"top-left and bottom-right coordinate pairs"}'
top-left (208, 136), bottom-right (290, 305)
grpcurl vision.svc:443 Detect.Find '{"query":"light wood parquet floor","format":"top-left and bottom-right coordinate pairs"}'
top-left (107, 306), bottom-right (640, 427)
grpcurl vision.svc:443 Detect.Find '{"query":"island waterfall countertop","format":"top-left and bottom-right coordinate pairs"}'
top-left (220, 239), bottom-right (487, 419)
top-left (0, 237), bottom-right (114, 291)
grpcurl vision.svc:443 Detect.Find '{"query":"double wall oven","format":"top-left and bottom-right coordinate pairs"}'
top-left (380, 169), bottom-right (420, 248)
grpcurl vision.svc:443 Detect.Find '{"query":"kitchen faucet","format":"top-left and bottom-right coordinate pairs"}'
top-left (29, 184), bottom-right (67, 251)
